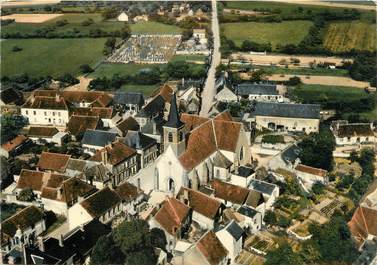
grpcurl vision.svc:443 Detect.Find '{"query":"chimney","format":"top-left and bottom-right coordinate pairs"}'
top-left (152, 121), bottom-right (157, 135)
top-left (183, 189), bottom-right (189, 202)
top-left (80, 224), bottom-right (84, 232)
top-left (57, 187), bottom-right (63, 200)
top-left (101, 149), bottom-right (108, 165)
top-left (55, 93), bottom-right (60, 102)
top-left (58, 234), bottom-right (64, 247)
top-left (30, 95), bottom-right (35, 104)
top-left (235, 158), bottom-right (240, 175)
top-left (37, 236), bottom-right (45, 252)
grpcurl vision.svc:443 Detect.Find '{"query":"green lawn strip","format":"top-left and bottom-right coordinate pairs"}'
top-left (258, 66), bottom-right (349, 77)
top-left (221, 20), bottom-right (313, 49)
top-left (1, 38), bottom-right (106, 78)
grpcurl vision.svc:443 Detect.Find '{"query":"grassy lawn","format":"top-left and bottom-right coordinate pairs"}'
top-left (130, 21), bottom-right (183, 34)
top-left (89, 63), bottom-right (163, 78)
top-left (292, 84), bottom-right (369, 104)
top-left (171, 54), bottom-right (208, 63)
top-left (120, 84), bottom-right (160, 96)
top-left (323, 22), bottom-right (376, 52)
top-left (2, 13), bottom-right (125, 36)
top-left (258, 66), bottom-right (349, 77)
top-left (1, 38), bottom-right (106, 78)
top-left (221, 20), bottom-right (312, 49)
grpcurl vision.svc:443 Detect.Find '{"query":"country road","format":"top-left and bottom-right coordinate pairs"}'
top-left (199, 0), bottom-right (221, 117)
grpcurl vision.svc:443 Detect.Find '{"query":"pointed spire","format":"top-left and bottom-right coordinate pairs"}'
top-left (165, 92), bottom-right (184, 128)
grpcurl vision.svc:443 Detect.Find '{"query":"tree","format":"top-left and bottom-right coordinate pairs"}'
top-left (91, 235), bottom-right (124, 265)
top-left (166, 61), bottom-right (189, 79)
top-left (102, 7), bottom-right (119, 20)
top-left (349, 150), bottom-right (359, 162)
top-left (12, 46), bottom-right (22, 52)
top-left (125, 248), bottom-right (156, 265)
top-left (285, 76), bottom-right (301, 86)
top-left (57, 73), bottom-right (79, 87)
top-left (120, 24), bottom-right (131, 40)
top-left (113, 219), bottom-right (151, 254)
top-left (1, 114), bottom-right (26, 144)
top-left (150, 228), bottom-right (167, 251)
top-left (79, 64), bottom-right (94, 74)
top-left (250, 70), bottom-right (265, 82)
top-left (311, 182), bottom-right (325, 195)
top-left (18, 188), bottom-right (35, 202)
top-left (105, 37), bottom-right (116, 51)
top-left (298, 128), bottom-right (335, 171)
top-left (265, 243), bottom-right (304, 265)
top-left (264, 210), bottom-right (277, 226)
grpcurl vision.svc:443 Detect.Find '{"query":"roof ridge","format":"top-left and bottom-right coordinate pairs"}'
top-left (167, 198), bottom-right (181, 224)
top-left (359, 206), bottom-right (370, 235)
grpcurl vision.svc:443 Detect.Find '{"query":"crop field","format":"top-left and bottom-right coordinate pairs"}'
top-left (0, 13), bottom-right (63, 23)
top-left (323, 22), bottom-right (376, 52)
top-left (120, 84), bottom-right (160, 96)
top-left (221, 20), bottom-right (312, 49)
top-left (1, 38), bottom-right (106, 78)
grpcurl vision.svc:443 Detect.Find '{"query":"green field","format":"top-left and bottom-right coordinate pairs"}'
top-left (1, 38), bottom-right (106, 77)
top-left (257, 66), bottom-right (349, 77)
top-left (221, 20), bottom-right (312, 48)
top-left (324, 22), bottom-right (376, 52)
top-left (2, 14), bottom-right (182, 37)
top-left (171, 54), bottom-right (208, 63)
top-left (2, 13), bottom-right (125, 36)
top-left (89, 63), bottom-right (163, 78)
top-left (120, 84), bottom-right (160, 96)
top-left (130, 21), bottom-right (182, 34)
top-left (292, 84), bottom-right (368, 104)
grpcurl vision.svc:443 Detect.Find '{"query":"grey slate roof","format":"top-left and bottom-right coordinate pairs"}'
top-left (234, 166), bottom-right (255, 178)
top-left (237, 206), bottom-right (258, 218)
top-left (213, 151), bottom-right (233, 168)
top-left (165, 93), bottom-right (184, 128)
top-left (251, 102), bottom-right (320, 119)
top-left (248, 179), bottom-right (277, 196)
top-left (226, 220), bottom-right (244, 240)
top-left (113, 92), bottom-right (144, 106)
top-left (81, 130), bottom-right (117, 147)
top-left (142, 96), bottom-right (165, 117)
top-left (236, 83), bottom-right (278, 96)
top-left (122, 131), bottom-right (156, 150)
top-left (282, 144), bottom-right (302, 164)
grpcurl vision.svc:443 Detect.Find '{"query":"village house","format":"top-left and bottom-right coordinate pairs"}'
top-left (236, 206), bottom-right (263, 233)
top-left (268, 143), bottom-right (302, 171)
top-left (235, 83), bottom-right (285, 102)
top-left (192, 29), bottom-right (207, 45)
top-left (230, 165), bottom-right (255, 188)
top-left (295, 164), bottom-right (328, 190)
top-left (71, 107), bottom-right (117, 128)
top-left (36, 151), bottom-right (71, 173)
top-left (150, 197), bottom-right (191, 251)
top-left (248, 179), bottom-right (279, 210)
top-left (21, 220), bottom-right (111, 265)
top-left (182, 230), bottom-right (229, 265)
top-left (21, 94), bottom-right (70, 127)
top-left (214, 73), bottom-right (237, 102)
top-left (67, 186), bottom-right (122, 230)
top-left (89, 141), bottom-right (138, 186)
top-left (212, 179), bottom-right (250, 207)
top-left (28, 126), bottom-right (68, 146)
top-left (152, 95), bottom-right (251, 196)
top-left (121, 131), bottom-right (158, 169)
top-left (81, 130), bottom-right (117, 156)
top-left (67, 115), bottom-right (102, 141)
top-left (115, 181), bottom-right (145, 217)
top-left (177, 187), bottom-right (223, 230)
top-left (1, 206), bottom-right (46, 253)
top-left (248, 102), bottom-right (321, 134)
top-left (177, 81), bottom-right (201, 115)
top-left (113, 91), bottom-right (144, 116)
top-left (331, 121), bottom-right (375, 146)
top-left (0, 135), bottom-right (31, 158)
top-left (110, 116), bottom-right (140, 137)
top-left (215, 220), bottom-right (244, 262)
top-left (117, 11), bottom-right (129, 22)
top-left (245, 189), bottom-right (267, 219)
top-left (83, 162), bottom-right (113, 189)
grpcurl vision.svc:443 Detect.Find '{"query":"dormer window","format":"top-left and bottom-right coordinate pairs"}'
top-left (168, 132), bottom-right (173, 142)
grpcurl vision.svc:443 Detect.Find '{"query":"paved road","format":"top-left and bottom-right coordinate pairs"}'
top-left (199, 0), bottom-right (221, 117)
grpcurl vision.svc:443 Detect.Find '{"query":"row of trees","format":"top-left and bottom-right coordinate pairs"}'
top-left (89, 61), bottom-right (206, 91)
top-left (91, 219), bottom-right (166, 265)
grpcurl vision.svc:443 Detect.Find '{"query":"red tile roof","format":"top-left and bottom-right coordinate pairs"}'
top-left (196, 231), bottom-right (228, 265)
top-left (89, 141), bottom-right (136, 166)
top-left (180, 113), bottom-right (209, 131)
top-left (154, 197), bottom-right (190, 236)
top-left (67, 115), bottom-right (100, 136)
top-left (115, 182), bottom-right (143, 203)
top-left (16, 169), bottom-right (44, 191)
top-left (214, 120), bottom-right (242, 152)
top-left (1, 135), bottom-right (28, 152)
top-left (36, 152), bottom-right (71, 172)
top-left (72, 107), bottom-right (113, 119)
top-left (212, 179), bottom-right (249, 205)
top-left (80, 187), bottom-right (121, 218)
top-left (214, 111), bottom-right (233, 122)
top-left (295, 164), bottom-right (327, 177)
top-left (348, 206), bottom-right (377, 247)
top-left (28, 126), bottom-right (59, 138)
top-left (177, 187), bottom-right (221, 219)
top-left (116, 116), bottom-right (140, 134)
top-left (22, 96), bottom-right (68, 110)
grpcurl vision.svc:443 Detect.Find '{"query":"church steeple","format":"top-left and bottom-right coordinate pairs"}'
top-left (165, 93), bottom-right (184, 128)
top-left (163, 92), bottom-right (185, 155)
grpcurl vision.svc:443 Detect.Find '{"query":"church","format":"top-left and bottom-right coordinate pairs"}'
top-left (152, 93), bottom-right (252, 194)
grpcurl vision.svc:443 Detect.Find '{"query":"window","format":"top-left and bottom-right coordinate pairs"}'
top-left (58, 112), bottom-right (61, 117)
top-left (52, 112), bottom-right (55, 116)
top-left (44, 111), bottom-right (47, 116)
top-left (25, 110), bottom-right (28, 115)
top-left (33, 111), bottom-right (36, 115)
top-left (216, 169), bottom-right (220, 178)
top-left (179, 131), bottom-right (184, 141)
top-left (168, 132), bottom-right (173, 142)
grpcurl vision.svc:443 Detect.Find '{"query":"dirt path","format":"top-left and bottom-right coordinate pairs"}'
top-left (267, 74), bottom-right (371, 88)
top-left (200, 0), bottom-right (221, 117)
top-left (63, 76), bottom-right (92, 91)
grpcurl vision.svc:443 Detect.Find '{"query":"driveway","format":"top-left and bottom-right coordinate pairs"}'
top-left (199, 0), bottom-right (221, 117)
